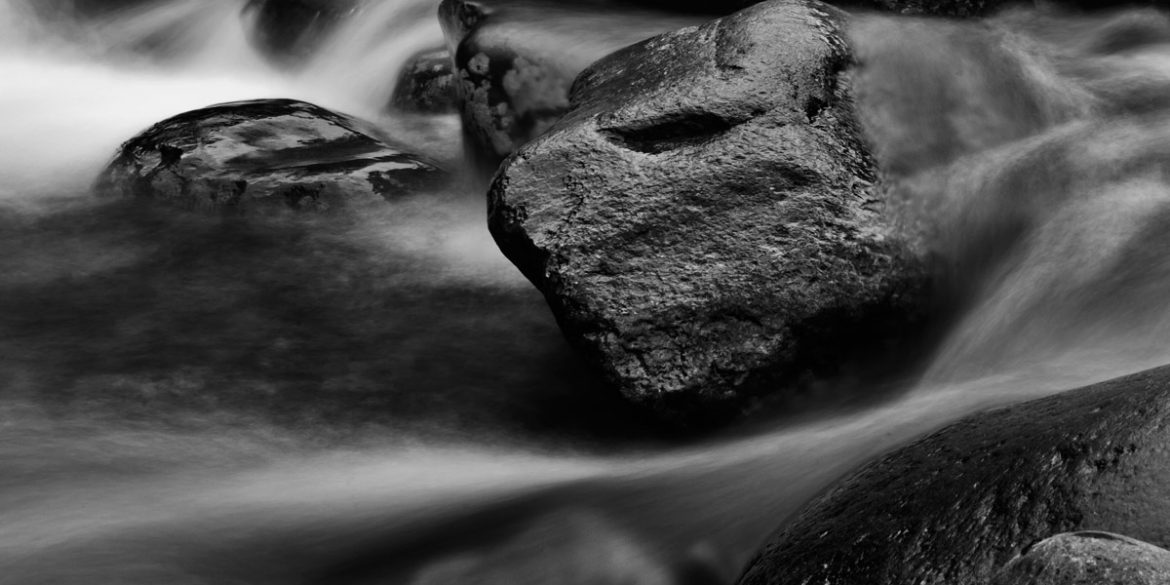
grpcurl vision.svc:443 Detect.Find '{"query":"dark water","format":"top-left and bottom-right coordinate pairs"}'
top-left (4, 1), bottom-right (1170, 583)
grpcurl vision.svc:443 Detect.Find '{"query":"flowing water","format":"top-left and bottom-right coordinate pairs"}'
top-left (4, 1), bottom-right (1170, 583)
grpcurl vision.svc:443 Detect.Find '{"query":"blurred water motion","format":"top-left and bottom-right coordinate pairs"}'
top-left (4, 1), bottom-right (1170, 583)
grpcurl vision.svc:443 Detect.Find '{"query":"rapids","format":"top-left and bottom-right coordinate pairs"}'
top-left (4, 1), bottom-right (1170, 583)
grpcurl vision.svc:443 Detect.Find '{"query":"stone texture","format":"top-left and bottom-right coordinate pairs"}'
top-left (991, 532), bottom-right (1170, 585)
top-left (487, 0), bottom-right (932, 428)
top-left (853, 0), bottom-right (1170, 17)
top-left (737, 365), bottom-right (1170, 585)
top-left (96, 99), bottom-right (444, 215)
top-left (439, 0), bottom-right (705, 168)
top-left (391, 47), bottom-right (458, 114)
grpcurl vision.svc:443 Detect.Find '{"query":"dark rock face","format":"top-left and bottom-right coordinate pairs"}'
top-left (488, 0), bottom-right (932, 428)
top-left (241, 0), bottom-right (359, 65)
top-left (621, 0), bottom-right (757, 14)
top-left (391, 47), bottom-right (458, 114)
top-left (738, 365), bottom-right (1170, 585)
top-left (96, 99), bottom-right (444, 215)
top-left (990, 532), bottom-right (1170, 585)
top-left (439, 0), bottom-right (706, 168)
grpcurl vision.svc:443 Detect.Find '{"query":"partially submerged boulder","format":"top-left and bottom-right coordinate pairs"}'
top-left (96, 99), bottom-right (444, 215)
top-left (241, 0), bottom-right (360, 65)
top-left (488, 0), bottom-right (933, 427)
top-left (26, 0), bottom-right (158, 18)
top-left (991, 532), bottom-right (1170, 585)
top-left (737, 365), bottom-right (1170, 585)
top-left (391, 47), bottom-right (458, 114)
top-left (439, 0), bottom-right (705, 168)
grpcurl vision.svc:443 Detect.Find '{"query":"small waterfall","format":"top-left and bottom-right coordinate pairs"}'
top-left (296, 0), bottom-right (444, 114)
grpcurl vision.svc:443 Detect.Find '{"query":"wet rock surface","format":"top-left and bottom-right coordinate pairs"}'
top-left (439, 0), bottom-right (705, 168)
top-left (850, 0), bottom-right (1170, 17)
top-left (241, 0), bottom-right (361, 65)
top-left (96, 98), bottom-right (444, 215)
top-left (738, 365), bottom-right (1170, 585)
top-left (487, 0), bottom-right (933, 428)
top-left (391, 47), bottom-right (458, 114)
top-left (990, 532), bottom-right (1170, 585)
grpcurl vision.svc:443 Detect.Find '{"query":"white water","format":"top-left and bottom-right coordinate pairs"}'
top-left (4, 1), bottom-right (1170, 584)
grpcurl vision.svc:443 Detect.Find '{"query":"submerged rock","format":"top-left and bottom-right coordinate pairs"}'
top-left (26, 0), bottom-right (155, 18)
top-left (241, 0), bottom-right (360, 65)
top-left (408, 511), bottom-right (679, 585)
top-left (96, 99), bottom-right (444, 215)
top-left (391, 47), bottom-right (458, 114)
top-left (439, 0), bottom-right (705, 168)
top-left (990, 532), bottom-right (1170, 585)
top-left (488, 0), bottom-right (932, 428)
top-left (738, 365), bottom-right (1170, 585)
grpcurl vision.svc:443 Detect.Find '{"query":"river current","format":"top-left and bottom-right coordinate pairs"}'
top-left (3, 1), bottom-right (1170, 583)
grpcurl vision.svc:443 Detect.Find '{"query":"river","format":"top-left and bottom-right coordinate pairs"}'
top-left (3, 1), bottom-right (1170, 583)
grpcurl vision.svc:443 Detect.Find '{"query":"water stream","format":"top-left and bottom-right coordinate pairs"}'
top-left (4, 1), bottom-right (1170, 583)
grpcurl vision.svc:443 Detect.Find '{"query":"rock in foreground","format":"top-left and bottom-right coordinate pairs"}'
top-left (488, 0), bottom-right (932, 428)
top-left (738, 365), bottom-right (1170, 585)
top-left (96, 99), bottom-right (444, 215)
top-left (991, 532), bottom-right (1170, 585)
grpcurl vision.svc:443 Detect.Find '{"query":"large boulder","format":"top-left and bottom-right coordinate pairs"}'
top-left (487, 0), bottom-right (933, 428)
top-left (737, 364), bottom-right (1170, 585)
top-left (990, 532), bottom-right (1170, 585)
top-left (439, 0), bottom-right (706, 168)
top-left (96, 99), bottom-right (444, 215)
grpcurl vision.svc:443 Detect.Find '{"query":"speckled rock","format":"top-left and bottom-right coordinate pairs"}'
top-left (391, 47), bottom-right (458, 114)
top-left (488, 0), bottom-right (932, 428)
top-left (990, 532), bottom-right (1170, 585)
top-left (96, 99), bottom-right (444, 215)
top-left (438, 0), bottom-right (704, 168)
top-left (738, 365), bottom-right (1170, 585)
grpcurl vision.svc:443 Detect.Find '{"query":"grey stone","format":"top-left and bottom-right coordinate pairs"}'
top-left (96, 99), bottom-right (444, 215)
top-left (439, 0), bottom-right (705, 168)
top-left (241, 0), bottom-right (360, 65)
top-left (391, 47), bottom-right (458, 114)
top-left (488, 0), bottom-right (932, 428)
top-left (991, 532), bottom-right (1170, 585)
top-left (737, 365), bottom-right (1170, 585)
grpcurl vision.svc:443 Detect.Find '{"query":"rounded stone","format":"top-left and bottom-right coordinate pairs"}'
top-left (95, 99), bottom-right (445, 215)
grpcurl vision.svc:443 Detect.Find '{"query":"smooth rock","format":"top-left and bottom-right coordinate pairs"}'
top-left (391, 47), bottom-right (458, 114)
top-left (738, 364), bottom-right (1170, 585)
top-left (96, 99), bottom-right (444, 215)
top-left (407, 511), bottom-right (678, 585)
top-left (991, 532), bottom-right (1170, 585)
top-left (488, 0), bottom-right (932, 428)
top-left (241, 0), bottom-right (360, 65)
top-left (439, 0), bottom-right (705, 168)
